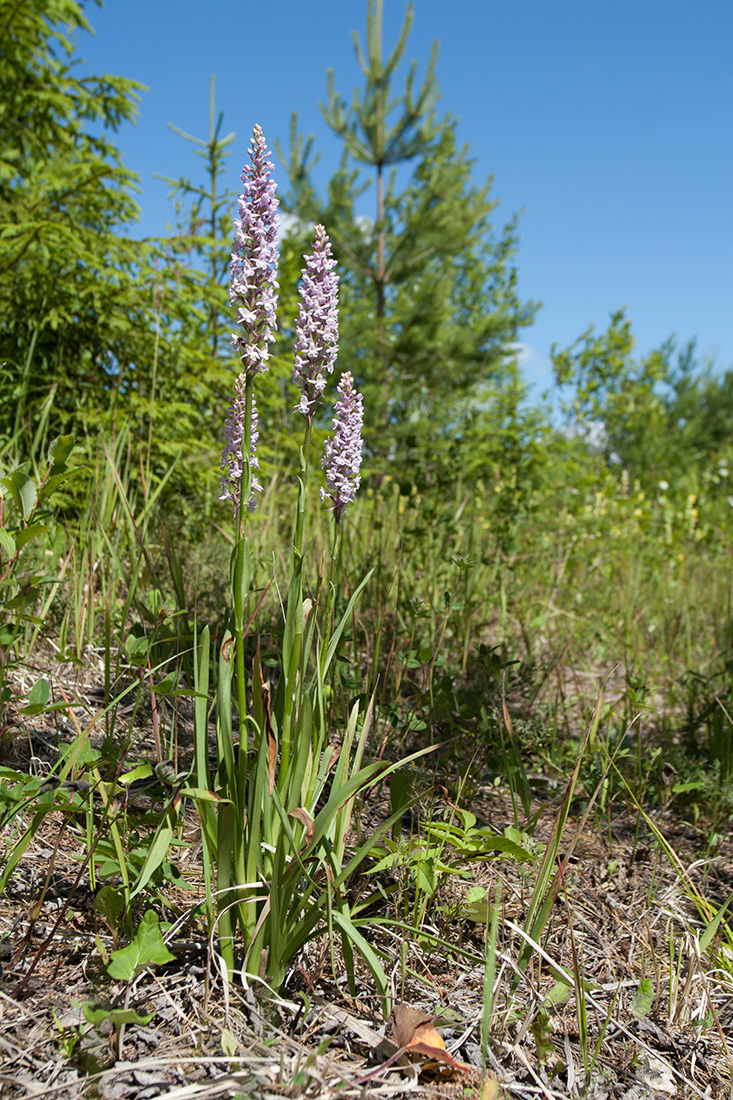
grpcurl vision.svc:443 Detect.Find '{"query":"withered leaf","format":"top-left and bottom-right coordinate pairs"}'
top-left (392, 1003), bottom-right (433, 1047)
top-left (261, 681), bottom-right (277, 795)
top-left (391, 1003), bottom-right (472, 1074)
top-left (289, 807), bottom-right (315, 849)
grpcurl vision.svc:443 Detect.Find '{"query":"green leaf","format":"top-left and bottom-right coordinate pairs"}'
top-left (0, 528), bottom-right (15, 558)
top-left (530, 1011), bottom-right (555, 1062)
top-left (43, 470), bottom-right (78, 497)
top-left (106, 910), bottom-right (175, 980)
top-left (118, 762), bottom-right (153, 786)
top-left (125, 634), bottom-right (149, 663)
top-left (129, 804), bottom-right (179, 899)
top-left (47, 435), bottom-right (75, 468)
top-left (546, 980), bottom-right (572, 1006)
top-left (221, 1028), bottom-right (238, 1057)
top-left (331, 908), bottom-right (388, 1003)
top-left (468, 833), bottom-right (535, 862)
top-left (82, 1002), bottom-right (154, 1028)
top-left (699, 889), bottom-right (733, 953)
top-left (2, 471), bottom-right (37, 519)
top-left (14, 523), bottom-right (50, 551)
top-left (630, 977), bottom-right (655, 1018)
top-left (179, 786), bottom-right (225, 802)
top-left (671, 780), bottom-right (706, 795)
top-left (153, 671), bottom-right (178, 695)
top-left (6, 587), bottom-right (39, 609)
top-left (415, 856), bottom-right (437, 895)
top-left (94, 886), bottom-right (126, 931)
top-left (19, 677), bottom-right (50, 715)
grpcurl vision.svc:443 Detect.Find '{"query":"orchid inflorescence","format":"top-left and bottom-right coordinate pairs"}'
top-left (230, 124), bottom-right (279, 374)
top-left (220, 126), bottom-right (362, 520)
top-left (293, 224), bottom-right (339, 419)
top-left (220, 380), bottom-right (261, 513)
top-left (321, 371), bottom-right (364, 521)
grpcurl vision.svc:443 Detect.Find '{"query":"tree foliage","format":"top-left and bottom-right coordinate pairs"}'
top-left (552, 309), bottom-right (733, 488)
top-left (0, 0), bottom-right (152, 441)
top-left (277, 0), bottom-right (538, 476)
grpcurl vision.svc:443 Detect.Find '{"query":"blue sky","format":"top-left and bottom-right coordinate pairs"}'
top-left (77, 0), bottom-right (733, 400)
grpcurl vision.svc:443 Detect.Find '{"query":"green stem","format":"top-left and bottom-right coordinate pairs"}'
top-left (232, 374), bottom-right (254, 737)
top-left (293, 417), bottom-right (313, 560)
top-left (280, 417), bottom-right (313, 779)
top-left (324, 518), bottom-right (343, 661)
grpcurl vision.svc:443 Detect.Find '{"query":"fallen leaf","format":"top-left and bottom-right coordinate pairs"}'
top-left (392, 1003), bottom-right (433, 1047)
top-left (391, 1002), bottom-right (472, 1074)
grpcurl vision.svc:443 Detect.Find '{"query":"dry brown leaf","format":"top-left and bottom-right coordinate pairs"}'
top-left (289, 807), bottom-right (315, 849)
top-left (391, 1003), bottom-right (432, 1047)
top-left (390, 1003), bottom-right (472, 1074)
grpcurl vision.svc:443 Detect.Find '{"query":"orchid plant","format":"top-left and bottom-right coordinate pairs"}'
top-left (138, 125), bottom-right (432, 999)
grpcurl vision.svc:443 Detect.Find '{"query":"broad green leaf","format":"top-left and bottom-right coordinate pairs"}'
top-left (0, 529), bottom-right (15, 558)
top-left (14, 523), bottom-right (50, 551)
top-left (530, 1012), bottom-right (555, 1062)
top-left (630, 977), bottom-right (655, 1018)
top-left (2, 471), bottom-right (37, 519)
top-left (546, 981), bottom-right (572, 1006)
top-left (94, 886), bottom-right (125, 930)
top-left (221, 1028), bottom-right (238, 1057)
top-left (671, 780), bottom-right (706, 795)
top-left (47, 435), bottom-right (75, 467)
top-left (153, 671), bottom-right (178, 695)
top-left (43, 471), bottom-right (78, 497)
top-left (118, 762), bottom-right (153, 786)
top-left (106, 910), bottom-right (175, 980)
top-left (20, 680), bottom-right (52, 716)
top-left (467, 833), bottom-right (534, 862)
top-left (6, 587), bottom-right (40, 609)
top-left (129, 804), bottom-right (179, 898)
top-left (83, 1002), bottom-right (154, 1028)
top-left (125, 634), bottom-right (150, 663)
top-left (464, 896), bottom-right (490, 923)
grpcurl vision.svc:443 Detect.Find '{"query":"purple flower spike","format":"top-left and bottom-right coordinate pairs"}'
top-left (321, 371), bottom-right (364, 521)
top-left (230, 124), bottom-right (279, 374)
top-left (219, 374), bottom-right (262, 514)
top-left (293, 225), bottom-right (339, 418)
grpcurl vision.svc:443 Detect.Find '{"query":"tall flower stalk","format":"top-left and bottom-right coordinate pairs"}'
top-left (214, 124), bottom-right (279, 966)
